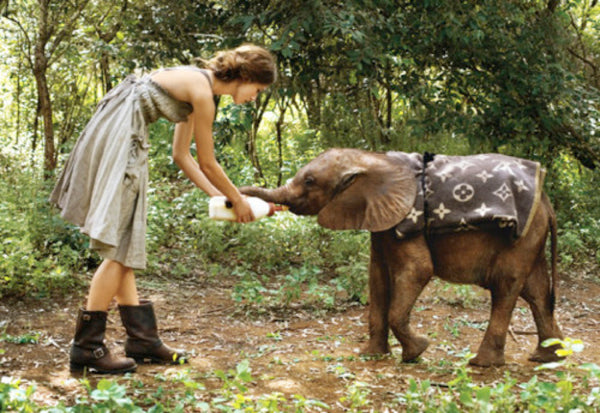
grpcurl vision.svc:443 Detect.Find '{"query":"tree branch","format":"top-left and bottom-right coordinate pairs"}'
top-left (568, 48), bottom-right (599, 86)
top-left (3, 15), bottom-right (34, 70)
top-left (46, 0), bottom-right (91, 60)
top-left (547, 0), bottom-right (559, 12)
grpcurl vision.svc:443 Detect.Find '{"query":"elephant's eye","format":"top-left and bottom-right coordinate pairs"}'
top-left (304, 176), bottom-right (315, 187)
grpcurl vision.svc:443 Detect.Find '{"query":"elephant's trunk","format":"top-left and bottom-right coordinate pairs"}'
top-left (240, 184), bottom-right (292, 206)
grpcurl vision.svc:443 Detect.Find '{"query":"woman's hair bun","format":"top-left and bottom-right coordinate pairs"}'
top-left (204, 44), bottom-right (277, 85)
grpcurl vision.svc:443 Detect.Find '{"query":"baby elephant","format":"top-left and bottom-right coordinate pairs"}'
top-left (241, 148), bottom-right (563, 367)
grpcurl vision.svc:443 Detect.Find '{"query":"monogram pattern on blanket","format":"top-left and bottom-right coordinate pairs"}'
top-left (389, 152), bottom-right (545, 240)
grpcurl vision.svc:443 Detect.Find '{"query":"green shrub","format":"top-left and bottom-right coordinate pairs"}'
top-left (547, 153), bottom-right (600, 277)
top-left (0, 160), bottom-right (88, 298)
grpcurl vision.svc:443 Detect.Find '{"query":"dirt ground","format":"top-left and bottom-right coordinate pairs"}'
top-left (1, 271), bottom-right (599, 410)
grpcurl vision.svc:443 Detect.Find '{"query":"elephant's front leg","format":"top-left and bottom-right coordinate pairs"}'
top-left (361, 235), bottom-right (391, 355)
top-left (366, 232), bottom-right (433, 362)
top-left (387, 242), bottom-right (433, 362)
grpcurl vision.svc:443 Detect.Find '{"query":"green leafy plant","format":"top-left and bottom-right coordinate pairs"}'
top-left (333, 255), bottom-right (368, 304)
top-left (0, 331), bottom-right (40, 344)
top-left (393, 339), bottom-right (600, 412)
top-left (86, 379), bottom-right (144, 412)
top-left (214, 359), bottom-right (254, 397)
top-left (536, 337), bottom-right (586, 370)
top-left (340, 381), bottom-right (371, 412)
top-left (0, 377), bottom-right (37, 412)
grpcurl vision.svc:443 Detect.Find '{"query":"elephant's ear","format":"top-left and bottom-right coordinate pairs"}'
top-left (318, 154), bottom-right (417, 232)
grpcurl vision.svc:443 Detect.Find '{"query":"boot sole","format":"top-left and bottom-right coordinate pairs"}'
top-left (70, 362), bottom-right (137, 374)
top-left (127, 354), bottom-right (188, 365)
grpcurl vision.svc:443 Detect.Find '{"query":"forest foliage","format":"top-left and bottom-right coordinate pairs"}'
top-left (0, 0), bottom-right (599, 299)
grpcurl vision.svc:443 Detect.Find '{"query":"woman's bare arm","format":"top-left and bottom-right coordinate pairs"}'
top-left (189, 93), bottom-right (254, 222)
top-left (172, 118), bottom-right (222, 197)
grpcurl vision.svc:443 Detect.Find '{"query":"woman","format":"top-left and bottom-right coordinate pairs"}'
top-left (50, 44), bottom-right (277, 374)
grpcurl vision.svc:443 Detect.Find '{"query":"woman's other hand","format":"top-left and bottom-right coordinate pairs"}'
top-left (232, 197), bottom-right (255, 223)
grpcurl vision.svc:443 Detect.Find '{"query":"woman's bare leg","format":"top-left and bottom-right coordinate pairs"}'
top-left (114, 267), bottom-right (139, 306)
top-left (86, 259), bottom-right (139, 311)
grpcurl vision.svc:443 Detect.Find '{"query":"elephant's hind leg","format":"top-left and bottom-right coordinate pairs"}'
top-left (470, 273), bottom-right (525, 367)
top-left (520, 254), bottom-right (563, 363)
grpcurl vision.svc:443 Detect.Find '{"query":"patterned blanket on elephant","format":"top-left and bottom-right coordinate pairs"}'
top-left (389, 152), bottom-right (545, 240)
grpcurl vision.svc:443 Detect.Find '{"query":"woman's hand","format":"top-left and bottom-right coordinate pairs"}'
top-left (232, 197), bottom-right (255, 223)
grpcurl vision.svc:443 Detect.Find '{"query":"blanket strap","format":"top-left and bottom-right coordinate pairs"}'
top-left (421, 152), bottom-right (435, 234)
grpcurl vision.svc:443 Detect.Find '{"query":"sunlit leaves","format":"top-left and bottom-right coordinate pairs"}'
top-left (536, 337), bottom-right (587, 370)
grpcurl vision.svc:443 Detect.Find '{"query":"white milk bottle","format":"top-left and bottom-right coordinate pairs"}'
top-left (209, 196), bottom-right (286, 221)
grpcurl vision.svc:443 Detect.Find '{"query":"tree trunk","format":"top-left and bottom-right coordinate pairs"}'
top-left (303, 78), bottom-right (322, 131)
top-left (386, 79), bottom-right (392, 130)
top-left (247, 91), bottom-right (272, 183)
top-left (31, 99), bottom-right (40, 169)
top-left (275, 99), bottom-right (288, 187)
top-left (100, 52), bottom-right (112, 94)
top-left (34, 0), bottom-right (56, 175)
top-left (96, 1), bottom-right (129, 94)
top-left (35, 70), bottom-right (55, 173)
top-left (15, 57), bottom-right (22, 145)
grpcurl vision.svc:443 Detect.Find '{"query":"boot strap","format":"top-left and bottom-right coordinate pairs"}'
top-left (93, 347), bottom-right (106, 359)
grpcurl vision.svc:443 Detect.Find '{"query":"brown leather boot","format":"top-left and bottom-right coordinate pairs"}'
top-left (118, 300), bottom-right (187, 364)
top-left (69, 309), bottom-right (137, 374)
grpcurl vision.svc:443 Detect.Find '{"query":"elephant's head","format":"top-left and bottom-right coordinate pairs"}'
top-left (240, 148), bottom-right (417, 232)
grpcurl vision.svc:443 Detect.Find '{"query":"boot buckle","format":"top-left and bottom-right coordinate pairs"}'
top-left (93, 347), bottom-right (106, 359)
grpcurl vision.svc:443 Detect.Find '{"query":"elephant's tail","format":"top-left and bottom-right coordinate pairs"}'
top-left (546, 193), bottom-right (558, 313)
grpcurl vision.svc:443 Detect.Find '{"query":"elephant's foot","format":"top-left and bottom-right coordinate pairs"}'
top-left (360, 340), bottom-right (390, 356)
top-left (528, 345), bottom-right (563, 363)
top-left (401, 336), bottom-right (429, 362)
top-left (469, 348), bottom-right (505, 367)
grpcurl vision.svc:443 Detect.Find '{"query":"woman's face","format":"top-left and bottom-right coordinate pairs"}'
top-left (233, 81), bottom-right (269, 104)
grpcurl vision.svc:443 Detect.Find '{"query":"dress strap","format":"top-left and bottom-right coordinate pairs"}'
top-left (199, 69), bottom-right (213, 90)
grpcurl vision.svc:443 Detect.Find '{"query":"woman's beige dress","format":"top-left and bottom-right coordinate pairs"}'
top-left (50, 68), bottom-right (210, 269)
